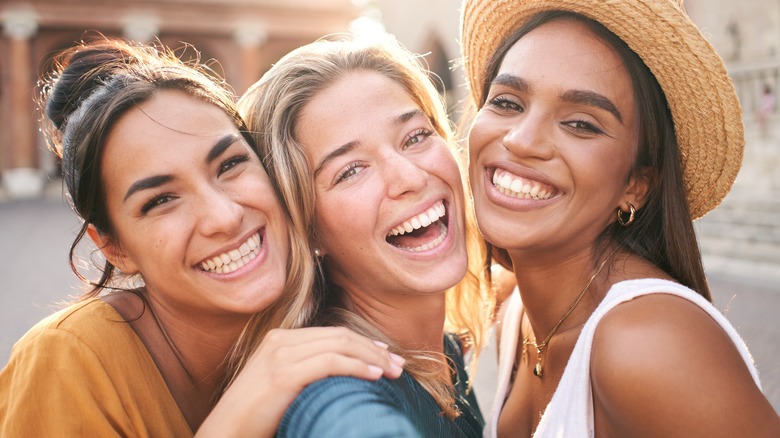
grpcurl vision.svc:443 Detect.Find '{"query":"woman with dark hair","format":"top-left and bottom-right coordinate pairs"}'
top-left (0, 37), bottom-right (402, 437)
top-left (461, 0), bottom-right (780, 436)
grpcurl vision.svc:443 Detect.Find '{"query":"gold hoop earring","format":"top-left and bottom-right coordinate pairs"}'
top-left (617, 202), bottom-right (636, 226)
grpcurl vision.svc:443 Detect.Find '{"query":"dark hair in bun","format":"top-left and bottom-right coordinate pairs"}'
top-left (40, 35), bottom-right (249, 297)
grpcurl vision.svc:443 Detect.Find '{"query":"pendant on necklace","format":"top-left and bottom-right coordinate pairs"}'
top-left (533, 347), bottom-right (544, 378)
top-left (533, 360), bottom-right (544, 377)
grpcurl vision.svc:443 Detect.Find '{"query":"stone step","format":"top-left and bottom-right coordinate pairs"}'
top-left (699, 232), bottom-right (780, 265)
top-left (702, 255), bottom-right (780, 286)
top-left (697, 220), bottom-right (780, 245)
top-left (694, 173), bottom-right (780, 276)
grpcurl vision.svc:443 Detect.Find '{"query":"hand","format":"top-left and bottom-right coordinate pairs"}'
top-left (196, 326), bottom-right (405, 438)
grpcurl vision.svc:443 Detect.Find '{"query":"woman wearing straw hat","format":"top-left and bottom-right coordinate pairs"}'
top-left (461, 0), bottom-right (780, 436)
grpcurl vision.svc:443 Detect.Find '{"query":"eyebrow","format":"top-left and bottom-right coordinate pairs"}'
top-left (491, 73), bottom-right (623, 123)
top-left (312, 109), bottom-right (426, 178)
top-left (123, 133), bottom-right (242, 202)
top-left (560, 89), bottom-right (623, 124)
top-left (205, 133), bottom-right (243, 164)
top-left (313, 140), bottom-right (358, 179)
top-left (491, 74), bottom-right (530, 93)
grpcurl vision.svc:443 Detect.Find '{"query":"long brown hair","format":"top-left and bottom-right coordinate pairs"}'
top-left (474, 11), bottom-right (710, 300)
top-left (41, 36), bottom-right (318, 397)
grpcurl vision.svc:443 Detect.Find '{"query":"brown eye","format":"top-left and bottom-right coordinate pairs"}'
top-left (218, 153), bottom-right (250, 177)
top-left (141, 194), bottom-right (176, 214)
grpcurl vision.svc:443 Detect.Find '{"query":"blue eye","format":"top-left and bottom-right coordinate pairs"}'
top-left (403, 129), bottom-right (433, 149)
top-left (335, 162), bottom-right (365, 184)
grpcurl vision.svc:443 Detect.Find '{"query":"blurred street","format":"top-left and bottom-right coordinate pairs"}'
top-left (1, 182), bottom-right (778, 415)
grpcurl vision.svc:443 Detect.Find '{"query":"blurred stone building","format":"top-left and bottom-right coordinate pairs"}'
top-left (1, 0), bottom-right (777, 198)
top-left (0, 0), bottom-right (361, 198)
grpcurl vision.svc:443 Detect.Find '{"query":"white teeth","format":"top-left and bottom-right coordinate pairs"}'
top-left (388, 201), bottom-right (446, 237)
top-left (395, 221), bottom-right (448, 252)
top-left (492, 170), bottom-right (553, 200)
top-left (200, 232), bottom-right (262, 274)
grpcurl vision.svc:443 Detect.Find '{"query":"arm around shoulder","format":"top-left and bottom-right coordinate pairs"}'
top-left (590, 294), bottom-right (780, 437)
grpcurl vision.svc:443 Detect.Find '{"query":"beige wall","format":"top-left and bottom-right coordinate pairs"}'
top-left (0, 0), bottom-right (361, 196)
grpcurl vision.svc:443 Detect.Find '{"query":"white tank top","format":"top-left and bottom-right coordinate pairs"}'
top-left (484, 278), bottom-right (762, 438)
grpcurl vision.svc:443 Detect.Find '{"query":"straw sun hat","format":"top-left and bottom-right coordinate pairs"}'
top-left (460, 0), bottom-right (744, 220)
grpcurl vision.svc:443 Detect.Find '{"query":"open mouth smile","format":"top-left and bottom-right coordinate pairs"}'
top-left (386, 200), bottom-right (448, 252)
top-left (199, 232), bottom-right (262, 274)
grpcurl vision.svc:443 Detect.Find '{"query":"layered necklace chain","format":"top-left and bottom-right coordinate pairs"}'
top-left (522, 252), bottom-right (614, 378)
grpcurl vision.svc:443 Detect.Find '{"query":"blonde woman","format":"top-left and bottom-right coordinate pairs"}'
top-left (236, 37), bottom-right (492, 436)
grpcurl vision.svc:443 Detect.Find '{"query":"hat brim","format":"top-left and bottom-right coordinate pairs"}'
top-left (461, 0), bottom-right (744, 220)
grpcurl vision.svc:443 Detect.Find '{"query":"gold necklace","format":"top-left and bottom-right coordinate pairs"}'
top-left (523, 252), bottom-right (614, 378)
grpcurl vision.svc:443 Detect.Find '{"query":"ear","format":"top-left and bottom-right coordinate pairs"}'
top-left (86, 224), bottom-right (139, 274)
top-left (622, 166), bottom-right (655, 211)
top-left (311, 242), bottom-right (326, 258)
top-left (309, 232), bottom-right (327, 258)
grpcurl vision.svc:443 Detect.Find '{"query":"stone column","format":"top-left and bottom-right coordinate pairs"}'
top-left (1, 7), bottom-right (43, 198)
top-left (234, 23), bottom-right (267, 94)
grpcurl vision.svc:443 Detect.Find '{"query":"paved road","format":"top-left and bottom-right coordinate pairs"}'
top-left (2, 195), bottom-right (779, 415)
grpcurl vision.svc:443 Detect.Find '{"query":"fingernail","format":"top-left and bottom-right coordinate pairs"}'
top-left (368, 365), bottom-right (383, 377)
top-left (390, 353), bottom-right (406, 367)
top-left (373, 340), bottom-right (389, 349)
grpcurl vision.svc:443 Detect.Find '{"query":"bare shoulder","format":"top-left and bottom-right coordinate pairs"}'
top-left (590, 292), bottom-right (780, 436)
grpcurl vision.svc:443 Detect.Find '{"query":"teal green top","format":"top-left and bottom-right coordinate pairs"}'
top-left (276, 334), bottom-right (483, 437)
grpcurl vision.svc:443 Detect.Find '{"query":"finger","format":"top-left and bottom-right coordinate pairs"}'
top-left (251, 327), bottom-right (404, 378)
top-left (271, 334), bottom-right (405, 378)
top-left (275, 352), bottom-right (386, 392)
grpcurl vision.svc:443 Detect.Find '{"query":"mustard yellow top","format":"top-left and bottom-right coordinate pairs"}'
top-left (0, 298), bottom-right (192, 437)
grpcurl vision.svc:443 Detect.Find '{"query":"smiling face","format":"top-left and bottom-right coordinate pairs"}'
top-left (96, 90), bottom-right (289, 320)
top-left (296, 71), bottom-right (467, 299)
top-left (469, 18), bottom-right (643, 261)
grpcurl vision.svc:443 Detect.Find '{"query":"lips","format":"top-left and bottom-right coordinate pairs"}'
top-left (199, 232), bottom-right (262, 274)
top-left (385, 200), bottom-right (449, 252)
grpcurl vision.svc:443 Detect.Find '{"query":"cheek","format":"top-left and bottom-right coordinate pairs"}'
top-left (314, 197), bottom-right (350, 249)
top-left (467, 111), bottom-right (495, 156)
top-left (433, 150), bottom-right (464, 192)
top-left (316, 193), bottom-right (375, 250)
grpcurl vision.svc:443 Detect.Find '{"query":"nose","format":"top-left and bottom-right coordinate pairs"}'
top-left (501, 113), bottom-right (554, 160)
top-left (196, 187), bottom-right (244, 237)
top-left (383, 151), bottom-right (429, 199)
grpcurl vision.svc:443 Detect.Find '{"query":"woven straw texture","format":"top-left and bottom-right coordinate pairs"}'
top-left (460, 0), bottom-right (744, 220)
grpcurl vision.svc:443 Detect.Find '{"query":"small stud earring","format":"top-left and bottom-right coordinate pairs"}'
top-left (313, 248), bottom-right (322, 257)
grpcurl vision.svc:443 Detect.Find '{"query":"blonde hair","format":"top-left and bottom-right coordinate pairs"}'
top-left (237, 35), bottom-right (492, 418)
